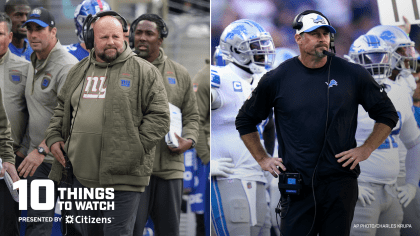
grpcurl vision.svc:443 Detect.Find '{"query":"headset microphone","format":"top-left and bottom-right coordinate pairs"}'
top-left (323, 50), bottom-right (335, 57)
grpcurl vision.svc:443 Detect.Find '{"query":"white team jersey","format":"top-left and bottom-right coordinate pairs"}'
top-left (356, 79), bottom-right (420, 184)
top-left (251, 69), bottom-right (271, 141)
top-left (397, 70), bottom-right (417, 98)
top-left (211, 63), bottom-right (266, 183)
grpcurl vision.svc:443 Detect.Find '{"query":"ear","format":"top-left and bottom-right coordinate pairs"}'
top-left (8, 31), bottom-right (13, 44)
top-left (51, 27), bottom-right (57, 37)
top-left (295, 34), bottom-right (302, 45)
top-left (157, 37), bottom-right (163, 47)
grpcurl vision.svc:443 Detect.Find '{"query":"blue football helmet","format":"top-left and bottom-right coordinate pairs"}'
top-left (219, 19), bottom-right (275, 74)
top-left (367, 25), bottom-right (417, 72)
top-left (74, 0), bottom-right (111, 42)
top-left (348, 34), bottom-right (392, 84)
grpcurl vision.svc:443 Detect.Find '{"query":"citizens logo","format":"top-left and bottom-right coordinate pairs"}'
top-left (66, 215), bottom-right (74, 224)
top-left (65, 215), bottom-right (112, 224)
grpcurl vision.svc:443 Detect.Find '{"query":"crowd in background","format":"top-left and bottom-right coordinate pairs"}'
top-left (211, 0), bottom-right (420, 61)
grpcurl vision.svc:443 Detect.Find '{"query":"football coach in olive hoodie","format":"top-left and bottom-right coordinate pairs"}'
top-left (45, 13), bottom-right (170, 235)
top-left (130, 14), bottom-right (200, 236)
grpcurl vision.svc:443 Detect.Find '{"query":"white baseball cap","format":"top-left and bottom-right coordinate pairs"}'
top-left (295, 13), bottom-right (336, 35)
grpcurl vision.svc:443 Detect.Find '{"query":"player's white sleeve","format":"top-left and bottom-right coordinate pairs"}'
top-left (400, 109), bottom-right (420, 148)
top-left (211, 88), bottom-right (223, 110)
top-left (400, 111), bottom-right (420, 186)
top-left (405, 137), bottom-right (420, 186)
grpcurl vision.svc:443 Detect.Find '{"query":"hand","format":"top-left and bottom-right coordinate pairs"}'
top-left (167, 133), bottom-right (192, 155)
top-left (50, 141), bottom-right (66, 167)
top-left (0, 162), bottom-right (20, 182)
top-left (258, 156), bottom-right (285, 178)
top-left (335, 146), bottom-right (371, 170)
top-left (210, 158), bottom-right (234, 177)
top-left (17, 148), bottom-right (45, 178)
top-left (358, 184), bottom-right (375, 207)
top-left (397, 184), bottom-right (417, 208)
top-left (398, 16), bottom-right (411, 34)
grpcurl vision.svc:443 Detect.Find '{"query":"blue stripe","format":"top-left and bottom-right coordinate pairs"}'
top-left (211, 178), bottom-right (229, 236)
top-left (366, 35), bottom-right (380, 48)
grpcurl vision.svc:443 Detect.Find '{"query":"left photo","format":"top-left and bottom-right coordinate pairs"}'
top-left (0, 0), bottom-right (210, 236)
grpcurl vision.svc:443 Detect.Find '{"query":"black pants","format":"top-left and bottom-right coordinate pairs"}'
top-left (25, 162), bottom-right (59, 236)
top-left (0, 156), bottom-right (24, 236)
top-left (0, 179), bottom-right (20, 236)
top-left (279, 176), bottom-right (358, 236)
top-left (70, 177), bottom-right (141, 236)
top-left (133, 176), bottom-right (183, 236)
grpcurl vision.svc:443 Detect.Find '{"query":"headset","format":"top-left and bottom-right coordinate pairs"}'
top-left (292, 10), bottom-right (336, 54)
top-left (128, 14), bottom-right (168, 49)
top-left (82, 10), bottom-right (128, 50)
top-left (276, 10), bottom-right (336, 236)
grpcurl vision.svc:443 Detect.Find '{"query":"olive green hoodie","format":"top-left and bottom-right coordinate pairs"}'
top-left (149, 48), bottom-right (199, 180)
top-left (45, 42), bottom-right (170, 192)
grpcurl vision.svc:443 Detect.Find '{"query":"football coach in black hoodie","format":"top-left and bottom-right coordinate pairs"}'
top-left (235, 10), bottom-right (399, 236)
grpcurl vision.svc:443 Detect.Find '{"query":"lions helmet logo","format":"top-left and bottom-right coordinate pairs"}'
top-left (326, 79), bottom-right (338, 88)
top-left (312, 15), bottom-right (326, 24)
top-left (380, 30), bottom-right (396, 44)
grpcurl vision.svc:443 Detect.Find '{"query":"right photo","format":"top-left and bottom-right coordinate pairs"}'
top-left (210, 1), bottom-right (420, 236)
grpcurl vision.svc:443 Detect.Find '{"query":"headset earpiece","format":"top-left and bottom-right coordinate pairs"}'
top-left (129, 14), bottom-right (168, 50)
top-left (330, 33), bottom-right (336, 53)
top-left (83, 10), bottom-right (128, 50)
top-left (292, 13), bottom-right (304, 30)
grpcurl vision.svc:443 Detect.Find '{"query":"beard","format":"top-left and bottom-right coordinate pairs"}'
top-left (137, 50), bottom-right (149, 58)
top-left (314, 45), bottom-right (328, 58)
top-left (96, 47), bottom-right (121, 63)
top-left (315, 49), bottom-right (326, 58)
top-left (136, 44), bottom-right (150, 59)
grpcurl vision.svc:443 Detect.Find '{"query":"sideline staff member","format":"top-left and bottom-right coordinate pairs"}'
top-left (5, 0), bottom-right (33, 61)
top-left (235, 10), bottom-right (399, 236)
top-left (0, 13), bottom-right (30, 236)
top-left (46, 12), bottom-right (170, 235)
top-left (19, 7), bottom-right (78, 236)
top-left (130, 13), bottom-right (199, 236)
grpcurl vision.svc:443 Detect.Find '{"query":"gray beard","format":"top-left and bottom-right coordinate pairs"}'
top-left (315, 49), bottom-right (326, 58)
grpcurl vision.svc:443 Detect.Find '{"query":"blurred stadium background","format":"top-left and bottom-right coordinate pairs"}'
top-left (0, 0), bottom-right (210, 78)
top-left (211, 0), bottom-right (420, 64)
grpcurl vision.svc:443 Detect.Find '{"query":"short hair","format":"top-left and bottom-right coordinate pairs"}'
top-left (5, 0), bottom-right (30, 15)
top-left (0, 12), bottom-right (12, 32)
top-left (135, 14), bottom-right (166, 38)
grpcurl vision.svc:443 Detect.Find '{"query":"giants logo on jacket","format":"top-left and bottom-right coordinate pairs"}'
top-left (83, 76), bottom-right (107, 99)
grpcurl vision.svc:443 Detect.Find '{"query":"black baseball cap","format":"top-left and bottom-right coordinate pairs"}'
top-left (22, 7), bottom-right (55, 28)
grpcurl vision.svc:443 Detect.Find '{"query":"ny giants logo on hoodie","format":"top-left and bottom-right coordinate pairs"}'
top-left (83, 76), bottom-right (107, 99)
